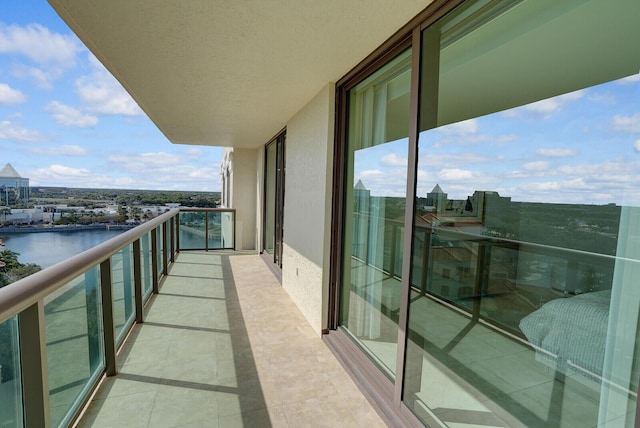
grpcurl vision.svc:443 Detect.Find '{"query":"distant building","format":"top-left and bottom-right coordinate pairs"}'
top-left (426, 183), bottom-right (447, 212)
top-left (0, 163), bottom-right (29, 204)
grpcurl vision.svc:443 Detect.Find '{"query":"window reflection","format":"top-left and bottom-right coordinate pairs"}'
top-left (340, 48), bottom-right (411, 379)
top-left (405, 73), bottom-right (640, 427)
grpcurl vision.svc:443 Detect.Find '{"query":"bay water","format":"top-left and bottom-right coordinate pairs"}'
top-left (0, 230), bottom-right (125, 269)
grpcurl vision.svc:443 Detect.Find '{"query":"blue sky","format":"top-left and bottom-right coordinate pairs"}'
top-left (354, 73), bottom-right (640, 206)
top-left (0, 0), bottom-right (222, 191)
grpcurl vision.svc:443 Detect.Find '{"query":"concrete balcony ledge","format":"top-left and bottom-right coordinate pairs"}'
top-left (78, 252), bottom-right (384, 427)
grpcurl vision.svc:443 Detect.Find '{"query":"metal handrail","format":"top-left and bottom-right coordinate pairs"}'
top-left (0, 208), bottom-right (178, 324)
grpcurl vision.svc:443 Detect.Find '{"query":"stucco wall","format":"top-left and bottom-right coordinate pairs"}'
top-left (282, 83), bottom-right (335, 336)
top-left (230, 148), bottom-right (258, 250)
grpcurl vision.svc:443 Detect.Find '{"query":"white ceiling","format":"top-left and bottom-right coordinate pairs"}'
top-left (48, 0), bottom-right (432, 149)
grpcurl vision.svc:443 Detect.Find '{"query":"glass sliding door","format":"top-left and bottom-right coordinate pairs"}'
top-left (402, 0), bottom-right (640, 426)
top-left (263, 132), bottom-right (286, 268)
top-left (339, 48), bottom-right (412, 379)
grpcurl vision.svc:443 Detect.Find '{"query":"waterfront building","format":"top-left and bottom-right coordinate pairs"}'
top-left (0, 163), bottom-right (29, 205)
top-left (7, 0), bottom-right (639, 426)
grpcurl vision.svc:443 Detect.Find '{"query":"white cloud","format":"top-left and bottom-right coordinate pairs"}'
top-left (186, 148), bottom-right (204, 158)
top-left (380, 153), bottom-right (407, 167)
top-left (419, 152), bottom-right (490, 167)
top-left (506, 89), bottom-right (586, 119)
top-left (0, 83), bottom-right (26, 104)
top-left (430, 118), bottom-right (516, 147)
top-left (32, 164), bottom-right (91, 179)
top-left (618, 72), bottom-right (640, 84)
top-left (45, 101), bottom-right (99, 128)
top-left (440, 118), bottom-right (479, 135)
top-left (0, 24), bottom-right (81, 88)
top-left (437, 168), bottom-right (477, 181)
top-left (0, 120), bottom-right (43, 142)
top-left (108, 152), bottom-right (183, 169)
top-left (10, 64), bottom-right (63, 90)
top-left (28, 145), bottom-right (87, 156)
top-left (536, 148), bottom-right (577, 157)
top-left (0, 23), bottom-right (80, 66)
top-left (635, 140), bottom-right (640, 152)
top-left (76, 54), bottom-right (144, 116)
top-left (526, 178), bottom-right (592, 192)
top-left (358, 169), bottom-right (384, 178)
top-left (103, 151), bottom-right (221, 191)
top-left (612, 112), bottom-right (640, 134)
top-left (523, 161), bottom-right (550, 171)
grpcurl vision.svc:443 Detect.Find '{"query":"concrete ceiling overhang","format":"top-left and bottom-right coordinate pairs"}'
top-left (48, 0), bottom-right (432, 149)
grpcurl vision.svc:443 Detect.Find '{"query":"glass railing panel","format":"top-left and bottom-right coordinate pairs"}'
top-left (141, 232), bottom-right (153, 301)
top-left (179, 211), bottom-right (206, 250)
top-left (0, 316), bottom-right (22, 428)
top-left (45, 266), bottom-right (104, 428)
top-left (156, 226), bottom-right (164, 277)
top-left (207, 211), bottom-right (221, 249)
top-left (221, 211), bottom-right (234, 249)
top-left (112, 244), bottom-right (135, 346)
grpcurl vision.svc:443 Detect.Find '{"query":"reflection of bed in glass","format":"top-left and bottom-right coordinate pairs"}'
top-left (519, 290), bottom-right (610, 379)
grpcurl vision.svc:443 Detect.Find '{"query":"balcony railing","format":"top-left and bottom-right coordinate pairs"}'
top-left (0, 208), bottom-right (235, 428)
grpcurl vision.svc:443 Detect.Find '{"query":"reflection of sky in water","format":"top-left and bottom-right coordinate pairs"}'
top-left (354, 73), bottom-right (640, 205)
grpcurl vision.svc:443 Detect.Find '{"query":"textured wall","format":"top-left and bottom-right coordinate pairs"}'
top-left (231, 148), bottom-right (258, 250)
top-left (281, 83), bottom-right (335, 335)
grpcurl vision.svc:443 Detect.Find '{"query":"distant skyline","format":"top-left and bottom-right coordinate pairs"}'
top-left (0, 1), bottom-right (222, 191)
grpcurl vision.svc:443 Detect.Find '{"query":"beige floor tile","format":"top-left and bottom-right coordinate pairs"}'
top-left (76, 252), bottom-right (384, 428)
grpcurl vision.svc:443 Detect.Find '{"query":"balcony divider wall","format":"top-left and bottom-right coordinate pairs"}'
top-left (329, 0), bottom-right (640, 426)
top-left (0, 207), bottom-right (234, 427)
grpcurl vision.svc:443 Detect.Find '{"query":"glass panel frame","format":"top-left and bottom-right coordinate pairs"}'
top-left (0, 316), bottom-right (23, 428)
top-left (402, 0), bottom-right (640, 426)
top-left (331, 0), bottom-right (640, 425)
top-left (112, 244), bottom-right (136, 346)
top-left (179, 212), bottom-right (207, 250)
top-left (338, 47), bottom-right (413, 380)
top-left (44, 265), bottom-right (104, 428)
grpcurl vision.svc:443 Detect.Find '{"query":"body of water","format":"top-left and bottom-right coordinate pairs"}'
top-left (0, 227), bottom-right (227, 270)
top-left (0, 230), bottom-right (125, 269)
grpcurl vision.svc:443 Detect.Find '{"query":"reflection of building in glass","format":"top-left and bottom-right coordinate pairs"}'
top-left (0, 163), bottom-right (29, 205)
top-left (425, 183), bottom-right (447, 211)
top-left (353, 179), bottom-right (370, 213)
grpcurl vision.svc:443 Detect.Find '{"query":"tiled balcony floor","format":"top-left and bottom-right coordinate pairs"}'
top-left (77, 251), bottom-right (385, 428)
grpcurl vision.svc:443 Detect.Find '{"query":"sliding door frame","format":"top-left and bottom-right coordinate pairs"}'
top-left (263, 129), bottom-right (286, 268)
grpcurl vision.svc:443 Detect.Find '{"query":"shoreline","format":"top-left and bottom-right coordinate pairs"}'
top-left (0, 224), bottom-right (135, 234)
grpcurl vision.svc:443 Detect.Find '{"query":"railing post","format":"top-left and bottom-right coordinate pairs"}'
top-left (151, 228), bottom-right (159, 294)
top-left (133, 239), bottom-right (144, 323)
top-left (85, 267), bottom-right (102, 373)
top-left (205, 211), bottom-right (209, 251)
top-left (19, 301), bottom-right (51, 428)
top-left (122, 246), bottom-right (133, 322)
top-left (170, 216), bottom-right (175, 263)
top-left (421, 229), bottom-right (431, 295)
top-left (389, 223), bottom-right (398, 276)
top-left (100, 259), bottom-right (117, 376)
top-left (162, 221), bottom-right (168, 274)
top-left (472, 243), bottom-right (489, 321)
top-left (176, 212), bottom-right (180, 252)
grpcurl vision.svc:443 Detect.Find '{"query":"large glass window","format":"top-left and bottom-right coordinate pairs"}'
top-left (339, 48), bottom-right (412, 379)
top-left (402, 0), bottom-right (640, 426)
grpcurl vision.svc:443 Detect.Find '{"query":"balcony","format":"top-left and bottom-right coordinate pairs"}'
top-left (0, 209), bottom-right (383, 427)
